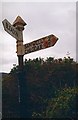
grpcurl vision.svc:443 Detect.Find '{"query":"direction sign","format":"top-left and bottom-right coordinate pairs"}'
top-left (24, 34), bottom-right (58, 54)
top-left (2, 19), bottom-right (22, 41)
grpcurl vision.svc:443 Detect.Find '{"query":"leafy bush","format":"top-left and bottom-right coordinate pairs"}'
top-left (32, 87), bottom-right (78, 119)
top-left (3, 57), bottom-right (77, 118)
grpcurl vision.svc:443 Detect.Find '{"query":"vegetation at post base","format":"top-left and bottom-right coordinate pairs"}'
top-left (2, 56), bottom-right (78, 119)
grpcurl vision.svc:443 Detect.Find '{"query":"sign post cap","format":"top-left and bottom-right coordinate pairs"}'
top-left (13, 16), bottom-right (27, 27)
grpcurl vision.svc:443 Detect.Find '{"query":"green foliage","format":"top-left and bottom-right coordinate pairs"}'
top-left (32, 87), bottom-right (78, 118)
top-left (2, 57), bottom-right (78, 118)
top-left (46, 87), bottom-right (77, 118)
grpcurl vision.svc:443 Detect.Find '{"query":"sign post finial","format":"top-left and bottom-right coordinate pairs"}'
top-left (13, 16), bottom-right (27, 31)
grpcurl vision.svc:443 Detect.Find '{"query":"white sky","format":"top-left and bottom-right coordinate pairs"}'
top-left (0, 1), bottom-right (76, 73)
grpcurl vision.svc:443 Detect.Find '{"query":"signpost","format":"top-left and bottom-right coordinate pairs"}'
top-left (2, 18), bottom-right (58, 57)
top-left (2, 16), bottom-right (59, 118)
top-left (24, 34), bottom-right (58, 54)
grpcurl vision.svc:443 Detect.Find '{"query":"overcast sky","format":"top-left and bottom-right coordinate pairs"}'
top-left (0, 1), bottom-right (76, 73)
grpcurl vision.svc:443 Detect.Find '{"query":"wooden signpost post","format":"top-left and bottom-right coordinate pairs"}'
top-left (2, 16), bottom-right (58, 118)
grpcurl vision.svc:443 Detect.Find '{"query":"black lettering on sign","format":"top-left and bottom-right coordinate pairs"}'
top-left (6, 21), bottom-right (18, 37)
top-left (12, 28), bottom-right (18, 37)
top-left (12, 28), bottom-right (16, 35)
top-left (48, 36), bottom-right (51, 47)
top-left (30, 44), bottom-right (34, 52)
top-left (32, 42), bottom-right (36, 51)
top-left (6, 22), bottom-right (8, 29)
top-left (10, 25), bottom-right (12, 32)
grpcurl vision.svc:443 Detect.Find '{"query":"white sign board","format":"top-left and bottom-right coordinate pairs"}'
top-left (2, 19), bottom-right (22, 41)
top-left (24, 34), bottom-right (58, 54)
